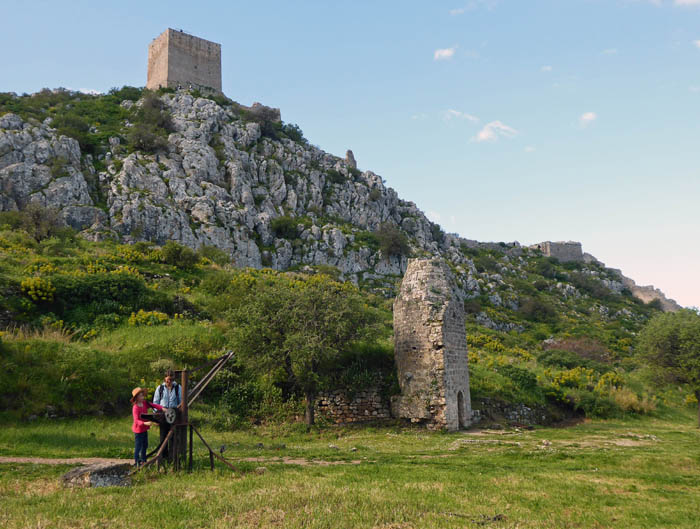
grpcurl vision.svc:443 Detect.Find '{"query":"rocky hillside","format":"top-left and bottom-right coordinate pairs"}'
top-left (0, 88), bottom-right (679, 314)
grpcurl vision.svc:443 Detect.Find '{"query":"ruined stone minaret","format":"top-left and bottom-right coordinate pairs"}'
top-left (392, 258), bottom-right (472, 431)
top-left (147, 29), bottom-right (222, 94)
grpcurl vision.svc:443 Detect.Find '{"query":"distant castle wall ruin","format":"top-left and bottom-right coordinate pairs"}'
top-left (530, 241), bottom-right (583, 262)
top-left (392, 258), bottom-right (472, 431)
top-left (147, 29), bottom-right (222, 94)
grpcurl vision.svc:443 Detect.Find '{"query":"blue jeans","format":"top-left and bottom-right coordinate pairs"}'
top-left (134, 432), bottom-right (148, 465)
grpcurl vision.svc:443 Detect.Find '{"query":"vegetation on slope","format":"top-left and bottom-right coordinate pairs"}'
top-left (1, 207), bottom-right (697, 426)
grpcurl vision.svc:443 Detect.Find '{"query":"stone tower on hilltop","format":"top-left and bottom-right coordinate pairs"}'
top-left (392, 258), bottom-right (472, 431)
top-left (147, 28), bottom-right (222, 94)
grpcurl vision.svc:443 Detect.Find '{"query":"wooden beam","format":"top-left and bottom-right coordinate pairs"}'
top-left (191, 425), bottom-right (237, 472)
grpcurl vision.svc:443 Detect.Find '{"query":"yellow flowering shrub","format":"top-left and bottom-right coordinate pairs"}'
top-left (128, 309), bottom-right (169, 326)
top-left (21, 276), bottom-right (55, 302)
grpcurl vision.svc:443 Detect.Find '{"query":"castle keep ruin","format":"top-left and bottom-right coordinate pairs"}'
top-left (392, 258), bottom-right (472, 431)
top-left (147, 29), bottom-right (222, 94)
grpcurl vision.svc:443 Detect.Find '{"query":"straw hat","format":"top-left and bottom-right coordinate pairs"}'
top-left (130, 387), bottom-right (146, 403)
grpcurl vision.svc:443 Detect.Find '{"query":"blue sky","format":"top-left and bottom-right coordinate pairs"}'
top-left (3, 0), bottom-right (699, 307)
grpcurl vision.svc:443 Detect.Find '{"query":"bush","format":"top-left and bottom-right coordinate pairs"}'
top-left (10, 203), bottom-right (68, 242)
top-left (570, 272), bottom-right (611, 300)
top-left (375, 222), bottom-right (410, 259)
top-left (51, 273), bottom-right (173, 323)
top-left (464, 299), bottom-right (482, 315)
top-left (326, 169), bottom-right (346, 185)
top-left (496, 364), bottom-right (538, 391)
top-left (474, 255), bottom-right (499, 273)
top-left (518, 297), bottom-right (558, 323)
top-left (127, 122), bottom-right (168, 153)
top-left (429, 222), bottom-right (445, 245)
top-left (109, 86), bottom-right (143, 102)
top-left (281, 123), bottom-right (307, 144)
top-left (538, 349), bottom-right (608, 373)
top-left (270, 216), bottom-right (301, 240)
top-left (160, 241), bottom-right (199, 268)
top-left (198, 245), bottom-right (230, 266)
top-left (128, 309), bottom-right (169, 326)
top-left (354, 231), bottom-right (380, 252)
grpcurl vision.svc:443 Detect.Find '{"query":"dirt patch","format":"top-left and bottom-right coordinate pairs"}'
top-left (0, 456), bottom-right (364, 467)
top-left (0, 457), bottom-right (131, 466)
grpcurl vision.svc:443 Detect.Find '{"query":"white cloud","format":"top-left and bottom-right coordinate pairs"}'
top-left (444, 109), bottom-right (480, 122)
top-left (434, 47), bottom-right (456, 61)
top-left (449, 1), bottom-right (498, 15)
top-left (541, 65), bottom-right (552, 72)
top-left (524, 146), bottom-right (536, 153)
top-left (472, 120), bottom-right (518, 142)
top-left (580, 112), bottom-right (597, 127)
top-left (602, 48), bottom-right (618, 55)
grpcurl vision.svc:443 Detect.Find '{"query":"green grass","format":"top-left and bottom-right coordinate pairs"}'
top-left (1, 411), bottom-right (699, 528)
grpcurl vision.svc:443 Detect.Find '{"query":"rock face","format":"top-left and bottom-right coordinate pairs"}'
top-left (0, 94), bottom-right (486, 285)
top-left (392, 258), bottom-right (472, 431)
top-left (62, 462), bottom-right (131, 488)
top-left (0, 92), bottom-right (682, 310)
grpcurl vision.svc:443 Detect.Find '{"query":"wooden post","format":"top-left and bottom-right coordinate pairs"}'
top-left (188, 425), bottom-right (193, 472)
top-left (209, 450), bottom-right (214, 471)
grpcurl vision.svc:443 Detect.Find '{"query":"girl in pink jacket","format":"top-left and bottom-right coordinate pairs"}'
top-left (131, 387), bottom-right (163, 466)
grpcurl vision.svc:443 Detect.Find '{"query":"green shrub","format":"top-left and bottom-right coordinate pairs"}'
top-left (160, 241), bottom-right (199, 268)
top-left (51, 273), bottom-right (173, 323)
top-left (464, 299), bottom-right (482, 315)
top-left (375, 222), bottom-right (410, 259)
top-left (474, 255), bottom-right (499, 273)
top-left (270, 216), bottom-right (301, 240)
top-left (538, 349), bottom-right (608, 373)
top-left (496, 364), bottom-right (538, 391)
top-left (326, 169), bottom-right (346, 185)
top-left (354, 231), bottom-right (380, 252)
top-left (108, 86), bottom-right (143, 102)
top-left (281, 123), bottom-right (307, 144)
top-left (429, 222), bottom-right (445, 245)
top-left (518, 297), bottom-right (558, 323)
top-left (198, 245), bottom-right (230, 266)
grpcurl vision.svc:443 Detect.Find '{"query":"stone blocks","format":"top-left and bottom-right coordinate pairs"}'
top-left (147, 29), bottom-right (222, 94)
top-left (392, 258), bottom-right (472, 431)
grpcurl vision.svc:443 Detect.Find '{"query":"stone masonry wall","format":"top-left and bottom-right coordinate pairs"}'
top-left (530, 241), bottom-right (583, 262)
top-left (147, 29), bottom-right (222, 94)
top-left (392, 258), bottom-right (472, 431)
top-left (316, 388), bottom-right (391, 424)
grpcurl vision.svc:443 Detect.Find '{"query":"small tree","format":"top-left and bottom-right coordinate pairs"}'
top-left (638, 309), bottom-right (700, 427)
top-left (374, 222), bottom-right (409, 260)
top-left (228, 273), bottom-right (379, 425)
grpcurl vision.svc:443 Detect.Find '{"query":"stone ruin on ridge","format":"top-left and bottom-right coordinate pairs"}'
top-left (392, 258), bottom-right (472, 431)
top-left (147, 28), bottom-right (222, 95)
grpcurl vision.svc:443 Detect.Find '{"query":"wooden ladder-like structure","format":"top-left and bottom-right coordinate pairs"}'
top-left (136, 351), bottom-right (236, 473)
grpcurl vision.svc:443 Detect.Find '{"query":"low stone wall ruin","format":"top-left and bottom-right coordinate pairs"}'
top-left (316, 388), bottom-right (391, 424)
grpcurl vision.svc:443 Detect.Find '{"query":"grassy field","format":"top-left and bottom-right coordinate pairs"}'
top-left (1, 410), bottom-right (699, 529)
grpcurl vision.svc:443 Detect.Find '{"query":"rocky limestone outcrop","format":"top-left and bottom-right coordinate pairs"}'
top-left (0, 113), bottom-right (106, 230)
top-left (0, 93), bottom-right (489, 288)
